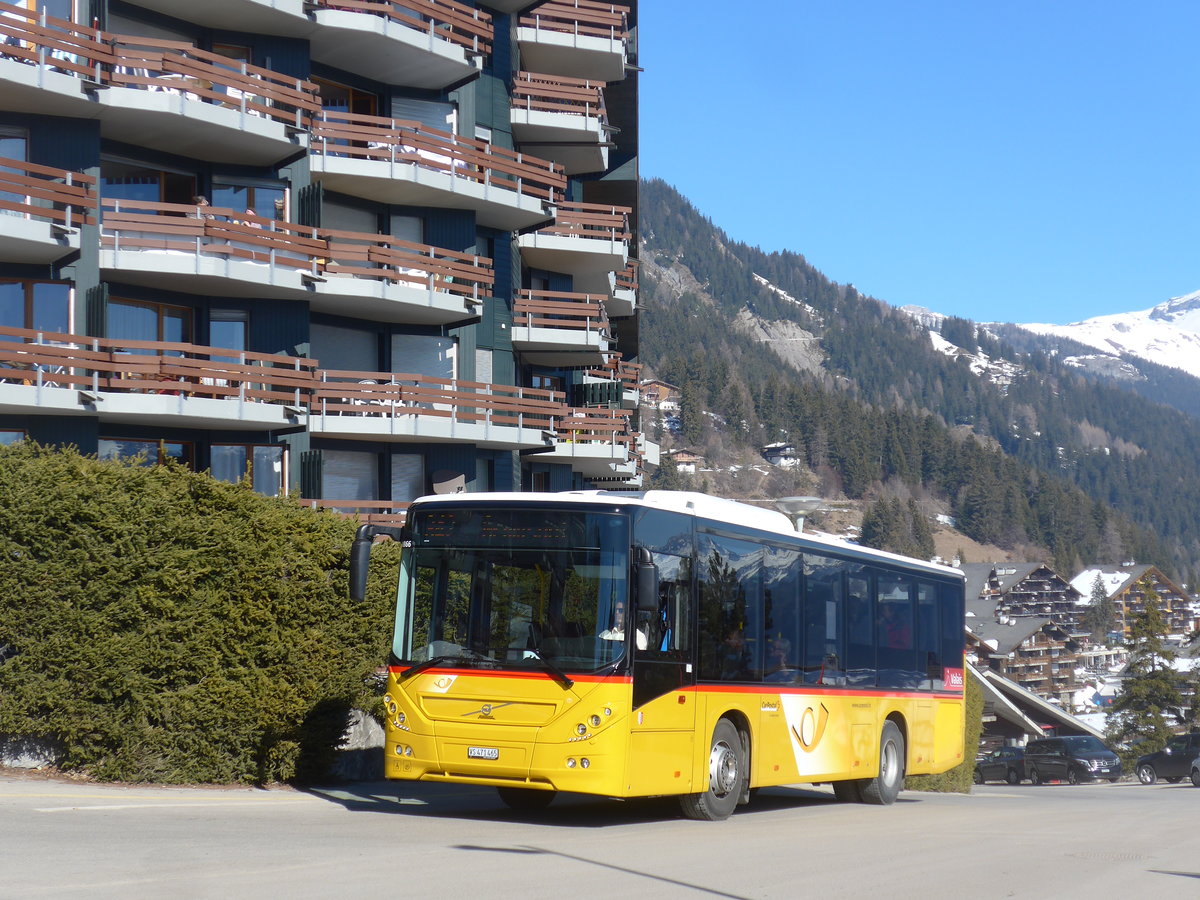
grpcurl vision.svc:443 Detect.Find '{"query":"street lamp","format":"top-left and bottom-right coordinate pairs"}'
top-left (776, 496), bottom-right (824, 533)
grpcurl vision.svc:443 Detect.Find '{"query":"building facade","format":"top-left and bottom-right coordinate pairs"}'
top-left (1, 0), bottom-right (652, 519)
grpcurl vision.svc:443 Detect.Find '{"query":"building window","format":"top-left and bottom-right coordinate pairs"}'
top-left (101, 160), bottom-right (196, 206)
top-left (314, 78), bottom-right (378, 117)
top-left (530, 373), bottom-right (564, 394)
top-left (0, 430), bottom-right (27, 446)
top-left (0, 281), bottom-right (70, 332)
top-left (212, 444), bottom-right (285, 497)
top-left (109, 298), bottom-right (192, 347)
top-left (212, 181), bottom-right (286, 221)
top-left (99, 439), bottom-right (193, 468)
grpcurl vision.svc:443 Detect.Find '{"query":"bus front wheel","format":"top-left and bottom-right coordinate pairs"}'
top-left (680, 719), bottom-right (745, 821)
top-left (860, 721), bottom-right (905, 805)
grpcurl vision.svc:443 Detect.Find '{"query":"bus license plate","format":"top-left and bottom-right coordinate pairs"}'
top-left (468, 746), bottom-right (499, 760)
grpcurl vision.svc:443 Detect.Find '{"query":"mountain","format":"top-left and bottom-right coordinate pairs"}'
top-left (1017, 290), bottom-right (1200, 380)
top-left (638, 178), bottom-right (1200, 582)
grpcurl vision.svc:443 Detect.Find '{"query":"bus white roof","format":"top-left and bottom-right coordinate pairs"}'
top-left (410, 490), bottom-right (962, 579)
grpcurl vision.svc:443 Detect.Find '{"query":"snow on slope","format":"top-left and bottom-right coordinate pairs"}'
top-left (1020, 289), bottom-right (1200, 379)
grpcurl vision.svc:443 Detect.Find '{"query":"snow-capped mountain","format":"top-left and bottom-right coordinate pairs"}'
top-left (1018, 289), bottom-right (1200, 379)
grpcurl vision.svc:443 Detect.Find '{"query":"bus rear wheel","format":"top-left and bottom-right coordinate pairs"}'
top-left (680, 719), bottom-right (745, 821)
top-left (496, 787), bottom-right (556, 811)
top-left (860, 721), bottom-right (906, 805)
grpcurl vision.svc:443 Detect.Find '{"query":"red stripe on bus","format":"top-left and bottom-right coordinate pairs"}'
top-left (387, 665), bottom-right (629, 684)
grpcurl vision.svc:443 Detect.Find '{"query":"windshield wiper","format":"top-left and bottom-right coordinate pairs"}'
top-left (523, 648), bottom-right (574, 689)
top-left (401, 650), bottom-right (493, 680)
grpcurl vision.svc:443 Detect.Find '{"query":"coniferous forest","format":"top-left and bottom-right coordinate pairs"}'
top-left (638, 179), bottom-right (1200, 583)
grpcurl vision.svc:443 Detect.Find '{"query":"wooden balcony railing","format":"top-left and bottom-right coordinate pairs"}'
top-left (303, 498), bottom-right (410, 527)
top-left (0, 325), bottom-right (317, 407)
top-left (515, 290), bottom-right (610, 336)
top-left (539, 200), bottom-right (630, 242)
top-left (314, 370), bottom-right (564, 431)
top-left (0, 156), bottom-right (98, 229)
top-left (0, 3), bottom-right (321, 128)
top-left (583, 354), bottom-right (641, 389)
top-left (519, 1), bottom-right (629, 41)
top-left (101, 199), bottom-right (493, 300)
top-left (106, 35), bottom-right (321, 128)
top-left (512, 70), bottom-right (606, 118)
top-left (0, 1), bottom-right (110, 79)
top-left (307, 0), bottom-right (492, 57)
top-left (614, 258), bottom-right (638, 293)
top-left (312, 109), bottom-right (566, 204)
top-left (558, 407), bottom-right (635, 448)
top-left (323, 228), bottom-right (492, 300)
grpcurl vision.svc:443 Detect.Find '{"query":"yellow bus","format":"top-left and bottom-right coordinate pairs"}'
top-left (350, 490), bottom-right (966, 820)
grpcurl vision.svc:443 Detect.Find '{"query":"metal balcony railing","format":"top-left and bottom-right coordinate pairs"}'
top-left (307, 0), bottom-right (493, 57)
top-left (311, 109), bottom-right (566, 204)
top-left (0, 156), bottom-right (97, 229)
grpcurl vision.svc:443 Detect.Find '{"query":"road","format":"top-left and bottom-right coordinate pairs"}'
top-left (2, 773), bottom-right (1197, 899)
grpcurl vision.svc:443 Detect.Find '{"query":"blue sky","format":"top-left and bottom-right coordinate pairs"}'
top-left (638, 2), bottom-right (1199, 325)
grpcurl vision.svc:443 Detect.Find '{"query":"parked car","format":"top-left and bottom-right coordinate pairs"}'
top-left (1135, 732), bottom-right (1200, 784)
top-left (1025, 735), bottom-right (1122, 784)
top-left (974, 747), bottom-right (1025, 784)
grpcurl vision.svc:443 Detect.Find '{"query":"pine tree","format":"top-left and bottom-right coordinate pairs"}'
top-left (1106, 581), bottom-right (1190, 763)
top-left (1083, 573), bottom-right (1116, 644)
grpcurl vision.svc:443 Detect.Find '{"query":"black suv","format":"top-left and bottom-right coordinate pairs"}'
top-left (1025, 735), bottom-right (1122, 784)
top-left (1135, 732), bottom-right (1200, 784)
top-left (974, 747), bottom-right (1025, 784)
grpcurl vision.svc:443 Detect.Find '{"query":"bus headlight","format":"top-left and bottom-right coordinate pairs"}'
top-left (576, 723), bottom-right (587, 736)
top-left (589, 714), bottom-right (602, 728)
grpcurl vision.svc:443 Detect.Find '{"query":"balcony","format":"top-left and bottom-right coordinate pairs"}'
top-left (309, 370), bottom-right (565, 450)
top-left (302, 498), bottom-right (409, 527)
top-left (517, 1), bottom-right (629, 82)
top-left (310, 111), bottom-right (564, 231)
top-left (517, 200), bottom-right (628, 277)
top-left (512, 290), bottom-right (609, 366)
top-left (0, 325), bottom-right (314, 430)
top-left (580, 355), bottom-right (640, 409)
top-left (100, 199), bottom-right (490, 325)
top-left (541, 407), bottom-right (639, 479)
top-left (128, 0), bottom-right (489, 89)
top-left (0, 157), bottom-right (97, 263)
top-left (510, 70), bottom-right (608, 174)
top-left (0, 9), bottom-right (319, 165)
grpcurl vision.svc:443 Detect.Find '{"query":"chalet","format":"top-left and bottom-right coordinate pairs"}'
top-left (640, 379), bottom-right (680, 410)
top-left (762, 442), bottom-right (800, 468)
top-left (664, 448), bottom-right (704, 474)
top-left (961, 562), bottom-right (1084, 626)
top-left (1070, 564), bottom-right (1199, 639)
top-left (967, 613), bottom-right (1080, 707)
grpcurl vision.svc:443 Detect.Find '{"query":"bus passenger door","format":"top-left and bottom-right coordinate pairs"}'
top-left (627, 553), bottom-right (696, 795)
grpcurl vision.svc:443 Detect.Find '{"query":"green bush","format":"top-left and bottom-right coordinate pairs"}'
top-left (905, 668), bottom-right (984, 793)
top-left (0, 442), bottom-right (398, 784)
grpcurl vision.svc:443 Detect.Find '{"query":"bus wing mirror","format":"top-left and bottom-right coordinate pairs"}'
top-left (635, 547), bottom-right (659, 613)
top-left (349, 523), bottom-right (407, 603)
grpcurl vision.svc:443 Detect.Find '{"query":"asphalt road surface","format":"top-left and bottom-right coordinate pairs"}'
top-left (2, 773), bottom-right (1197, 899)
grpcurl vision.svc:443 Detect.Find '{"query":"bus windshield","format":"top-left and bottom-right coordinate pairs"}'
top-left (394, 505), bottom-right (631, 673)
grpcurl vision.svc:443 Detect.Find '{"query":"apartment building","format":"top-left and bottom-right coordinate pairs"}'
top-left (1, 0), bottom-right (653, 520)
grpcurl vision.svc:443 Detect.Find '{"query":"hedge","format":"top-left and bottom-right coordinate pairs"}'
top-left (0, 442), bottom-right (399, 784)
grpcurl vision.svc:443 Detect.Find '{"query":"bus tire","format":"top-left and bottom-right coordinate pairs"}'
top-left (860, 721), bottom-right (905, 806)
top-left (680, 719), bottom-right (745, 821)
top-left (496, 787), bottom-right (556, 811)
top-left (832, 779), bottom-right (863, 803)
